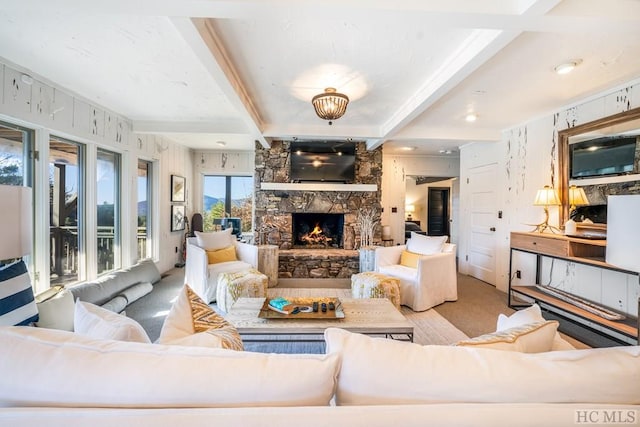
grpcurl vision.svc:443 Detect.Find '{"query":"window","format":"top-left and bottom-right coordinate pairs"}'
top-left (0, 122), bottom-right (32, 186)
top-left (137, 159), bottom-right (152, 260)
top-left (49, 137), bottom-right (83, 285)
top-left (0, 122), bottom-right (34, 267)
top-left (203, 175), bottom-right (253, 235)
top-left (96, 149), bottom-right (120, 274)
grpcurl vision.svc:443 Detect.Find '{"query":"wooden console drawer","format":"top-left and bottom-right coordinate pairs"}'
top-left (510, 232), bottom-right (569, 257)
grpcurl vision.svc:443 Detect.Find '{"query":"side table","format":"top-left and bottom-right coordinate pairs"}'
top-left (257, 244), bottom-right (279, 287)
top-left (358, 246), bottom-right (379, 272)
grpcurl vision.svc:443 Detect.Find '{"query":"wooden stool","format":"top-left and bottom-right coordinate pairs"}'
top-left (216, 268), bottom-right (268, 312)
top-left (351, 272), bottom-right (401, 310)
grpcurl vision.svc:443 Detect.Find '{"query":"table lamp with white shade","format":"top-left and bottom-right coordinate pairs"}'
top-left (405, 204), bottom-right (415, 221)
top-left (531, 185), bottom-right (561, 233)
top-left (0, 184), bottom-right (38, 326)
top-left (565, 185), bottom-right (589, 235)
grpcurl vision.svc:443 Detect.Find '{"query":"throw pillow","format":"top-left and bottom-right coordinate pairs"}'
top-left (496, 304), bottom-right (576, 351)
top-left (1, 326), bottom-right (340, 408)
top-left (158, 284), bottom-right (243, 351)
top-left (496, 303), bottom-right (544, 331)
top-left (74, 301), bottom-right (151, 343)
top-left (206, 245), bottom-right (238, 265)
top-left (456, 320), bottom-right (558, 353)
top-left (324, 327), bottom-right (640, 406)
top-left (195, 229), bottom-right (234, 251)
top-left (399, 250), bottom-right (421, 268)
top-left (0, 260), bottom-right (38, 326)
top-left (406, 233), bottom-right (447, 255)
top-left (35, 287), bottom-right (75, 331)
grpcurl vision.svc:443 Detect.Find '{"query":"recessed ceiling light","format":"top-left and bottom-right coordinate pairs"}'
top-left (554, 59), bottom-right (582, 75)
top-left (439, 149), bottom-right (453, 154)
top-left (465, 113), bottom-right (477, 123)
top-left (216, 141), bottom-right (226, 147)
top-left (400, 146), bottom-right (417, 151)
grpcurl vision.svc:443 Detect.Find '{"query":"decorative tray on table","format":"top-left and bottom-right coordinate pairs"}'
top-left (258, 297), bottom-right (345, 319)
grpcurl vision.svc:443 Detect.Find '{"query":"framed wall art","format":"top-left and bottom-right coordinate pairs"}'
top-left (171, 175), bottom-right (185, 202)
top-left (171, 205), bottom-right (186, 232)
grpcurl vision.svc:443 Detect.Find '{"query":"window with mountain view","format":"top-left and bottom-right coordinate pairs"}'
top-left (202, 175), bottom-right (253, 236)
top-left (97, 148), bottom-right (120, 274)
top-left (49, 136), bottom-right (82, 285)
top-left (137, 159), bottom-right (152, 260)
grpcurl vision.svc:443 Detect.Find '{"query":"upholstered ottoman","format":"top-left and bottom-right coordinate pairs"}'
top-left (351, 272), bottom-right (401, 310)
top-left (216, 268), bottom-right (268, 312)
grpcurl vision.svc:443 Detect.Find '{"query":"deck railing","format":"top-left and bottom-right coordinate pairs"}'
top-left (50, 226), bottom-right (148, 285)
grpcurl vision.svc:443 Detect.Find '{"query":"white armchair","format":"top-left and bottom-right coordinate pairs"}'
top-left (184, 232), bottom-right (259, 303)
top-left (375, 237), bottom-right (457, 312)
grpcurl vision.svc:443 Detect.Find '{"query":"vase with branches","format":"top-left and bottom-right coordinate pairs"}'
top-left (358, 207), bottom-right (377, 249)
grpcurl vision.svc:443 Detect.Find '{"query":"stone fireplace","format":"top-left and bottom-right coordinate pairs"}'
top-left (292, 213), bottom-right (344, 249)
top-left (254, 140), bottom-right (383, 279)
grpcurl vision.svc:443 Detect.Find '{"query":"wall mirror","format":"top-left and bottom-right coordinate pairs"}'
top-left (558, 106), bottom-right (640, 227)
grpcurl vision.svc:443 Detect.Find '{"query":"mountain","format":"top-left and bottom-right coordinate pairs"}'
top-left (203, 195), bottom-right (223, 212)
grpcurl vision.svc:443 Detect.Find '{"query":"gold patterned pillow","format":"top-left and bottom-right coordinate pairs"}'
top-left (206, 245), bottom-right (237, 265)
top-left (158, 285), bottom-right (243, 351)
top-left (456, 320), bottom-right (558, 353)
top-left (400, 250), bottom-right (421, 268)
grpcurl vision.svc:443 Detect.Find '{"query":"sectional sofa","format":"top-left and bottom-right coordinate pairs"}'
top-left (1, 324), bottom-right (638, 427)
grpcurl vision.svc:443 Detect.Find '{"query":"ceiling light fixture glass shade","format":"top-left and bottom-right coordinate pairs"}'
top-left (554, 59), bottom-right (582, 75)
top-left (311, 87), bottom-right (349, 125)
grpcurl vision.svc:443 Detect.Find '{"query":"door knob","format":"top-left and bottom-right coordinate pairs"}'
top-left (489, 227), bottom-right (496, 232)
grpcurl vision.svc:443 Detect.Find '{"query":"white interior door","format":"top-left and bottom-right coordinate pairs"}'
top-left (468, 163), bottom-right (498, 285)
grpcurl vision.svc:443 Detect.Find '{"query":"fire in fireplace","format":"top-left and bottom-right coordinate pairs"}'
top-left (292, 213), bottom-right (344, 249)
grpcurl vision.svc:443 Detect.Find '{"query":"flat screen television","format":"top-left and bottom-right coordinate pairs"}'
top-left (290, 141), bottom-right (356, 183)
top-left (570, 136), bottom-right (637, 179)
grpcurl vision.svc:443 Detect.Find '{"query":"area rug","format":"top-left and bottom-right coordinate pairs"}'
top-left (239, 288), bottom-right (468, 354)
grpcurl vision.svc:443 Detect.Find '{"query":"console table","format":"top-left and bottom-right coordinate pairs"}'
top-left (508, 231), bottom-right (639, 344)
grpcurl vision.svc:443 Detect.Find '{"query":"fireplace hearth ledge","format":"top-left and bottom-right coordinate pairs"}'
top-left (279, 249), bottom-right (359, 257)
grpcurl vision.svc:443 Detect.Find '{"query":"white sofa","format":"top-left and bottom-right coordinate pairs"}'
top-left (0, 326), bottom-right (638, 427)
top-left (375, 240), bottom-right (457, 311)
top-left (184, 232), bottom-right (258, 303)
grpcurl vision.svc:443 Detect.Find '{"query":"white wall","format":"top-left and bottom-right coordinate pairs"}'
top-left (0, 61), bottom-right (192, 288)
top-left (191, 150), bottom-right (255, 218)
top-left (460, 78), bottom-right (640, 316)
top-left (381, 151), bottom-right (459, 246)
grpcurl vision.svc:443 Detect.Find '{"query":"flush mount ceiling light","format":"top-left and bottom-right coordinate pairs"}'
top-left (554, 60), bottom-right (582, 75)
top-left (216, 141), bottom-right (226, 147)
top-left (400, 146), bottom-right (417, 151)
top-left (311, 87), bottom-right (349, 125)
top-left (465, 113), bottom-right (477, 122)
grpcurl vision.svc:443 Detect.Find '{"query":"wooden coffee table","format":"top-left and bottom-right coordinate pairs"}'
top-left (225, 297), bottom-right (414, 343)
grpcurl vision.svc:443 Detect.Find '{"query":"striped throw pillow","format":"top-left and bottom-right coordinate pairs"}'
top-left (0, 260), bottom-right (38, 326)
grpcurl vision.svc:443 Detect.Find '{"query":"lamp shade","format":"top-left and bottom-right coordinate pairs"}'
top-left (382, 225), bottom-right (391, 240)
top-left (0, 185), bottom-right (32, 260)
top-left (533, 186), bottom-right (560, 206)
top-left (568, 185), bottom-right (589, 207)
top-left (405, 204), bottom-right (415, 213)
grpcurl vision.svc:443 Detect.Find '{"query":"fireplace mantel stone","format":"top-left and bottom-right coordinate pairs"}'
top-left (255, 140), bottom-right (383, 278)
top-left (260, 183), bottom-right (377, 192)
